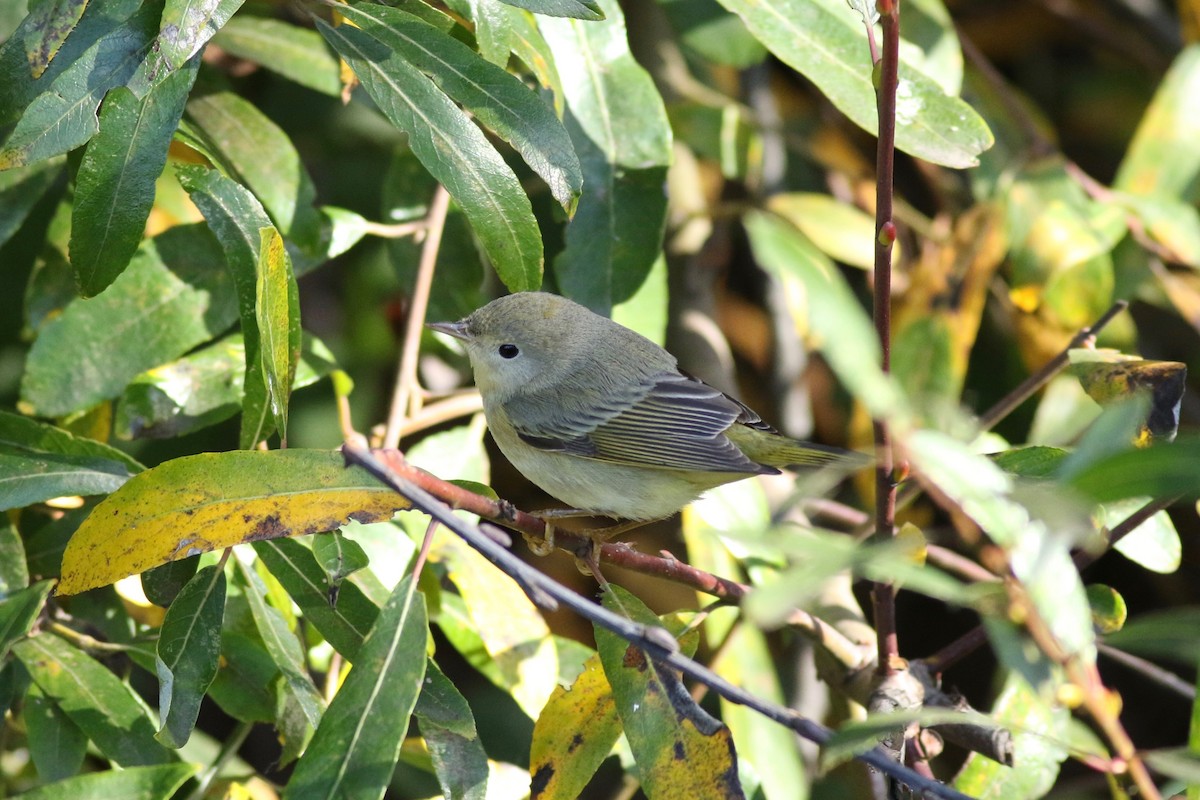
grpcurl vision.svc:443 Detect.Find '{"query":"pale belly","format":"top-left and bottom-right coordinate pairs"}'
top-left (492, 428), bottom-right (735, 521)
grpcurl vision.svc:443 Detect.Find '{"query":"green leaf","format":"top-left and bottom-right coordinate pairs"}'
top-left (207, 630), bottom-right (277, 723)
top-left (317, 17), bottom-right (543, 292)
top-left (0, 516), bottom-right (29, 594)
top-left (311, 531), bottom-right (370, 587)
top-left (70, 60), bottom-right (199, 297)
top-left (658, 0), bottom-right (766, 68)
top-left (13, 764), bottom-right (197, 800)
top-left (1101, 497), bottom-right (1181, 574)
top-left (21, 0), bottom-right (89, 78)
top-left (907, 431), bottom-right (1095, 659)
top-left (24, 685), bottom-right (88, 782)
top-left (57, 449), bottom-right (411, 595)
top-left (0, 156), bottom-right (65, 250)
top-left (1085, 584), bottom-right (1127, 634)
top-left (236, 559), bottom-right (324, 740)
top-left (1067, 437), bottom-right (1200, 503)
top-left (1104, 608), bottom-right (1200, 666)
top-left (113, 332), bottom-right (336, 441)
top-left (255, 227), bottom-right (300, 442)
top-left (0, 581), bottom-right (54, 660)
top-left (156, 0), bottom-right (245, 71)
top-left (212, 16), bottom-right (341, 96)
top-left (766, 192), bottom-right (885, 271)
top-left (142, 556), bottom-right (200, 607)
top-left (595, 585), bottom-right (742, 799)
top-left (13, 634), bottom-right (177, 766)
top-left (20, 237), bottom-right (225, 418)
top-left (991, 446), bottom-right (1069, 479)
top-left (155, 564), bottom-right (227, 748)
top-left (176, 164), bottom-right (276, 449)
top-left (0, 1), bottom-right (157, 168)
top-left (465, 0), bottom-right (517, 67)
top-left (745, 210), bottom-right (903, 420)
top-left (184, 91), bottom-right (323, 249)
top-left (1114, 44), bottom-right (1200, 202)
top-left (254, 537), bottom-right (381, 661)
top-left (338, 2), bottom-right (583, 213)
top-left (0, 410), bottom-right (142, 511)
top-left (284, 576), bottom-right (428, 799)
top-left (539, 0), bottom-right (671, 313)
top-left (952, 671), bottom-right (1069, 798)
top-left (497, 0), bottom-right (603, 19)
top-left (714, 0), bottom-right (992, 168)
top-left (416, 661), bottom-right (489, 800)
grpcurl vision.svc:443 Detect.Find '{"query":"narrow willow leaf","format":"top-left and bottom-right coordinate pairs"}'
top-left (207, 630), bottom-right (277, 723)
top-left (142, 556), bottom-right (200, 607)
top-left (212, 16), bottom-right (341, 96)
top-left (236, 560), bottom-right (324, 732)
top-left (157, 0), bottom-right (245, 70)
top-left (185, 91), bottom-right (323, 248)
top-left (497, 0), bottom-right (603, 19)
top-left (715, 0), bottom-right (992, 168)
top-left (255, 227), bottom-right (300, 442)
top-left (745, 210), bottom-right (904, 420)
top-left (317, 17), bottom-right (543, 292)
top-left (284, 576), bottom-right (428, 800)
top-left (1114, 44), bottom-right (1200, 201)
top-left (595, 586), bottom-right (742, 799)
top-left (254, 537), bottom-right (379, 660)
top-left (539, 0), bottom-right (671, 313)
top-left (176, 164), bottom-right (276, 448)
top-left (0, 581), bottom-right (54, 661)
top-left (311, 531), bottom-right (370, 587)
top-left (529, 651), bottom-right (621, 799)
top-left (70, 58), bottom-right (199, 297)
top-left (13, 634), bottom-right (177, 766)
top-left (416, 661), bottom-right (488, 800)
top-left (0, 157), bottom-right (64, 249)
top-left (0, 517), bottom-right (29, 594)
top-left (114, 333), bottom-right (336, 441)
top-left (155, 565), bottom-right (227, 747)
top-left (0, 1), bottom-right (158, 168)
top-left (57, 449), bottom-right (411, 595)
top-left (21, 0), bottom-right (90, 78)
top-left (0, 410), bottom-right (142, 512)
top-left (24, 685), bottom-right (88, 782)
top-left (20, 233), bottom-right (222, 418)
top-left (338, 2), bottom-right (582, 212)
top-left (13, 764), bottom-right (197, 800)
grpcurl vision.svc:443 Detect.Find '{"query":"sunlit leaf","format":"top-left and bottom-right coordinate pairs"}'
top-left (596, 585), bottom-right (742, 799)
top-left (13, 634), bottom-right (177, 766)
top-left (155, 564), bottom-right (227, 747)
top-left (284, 576), bottom-right (427, 799)
top-left (317, 16), bottom-right (543, 292)
top-left (58, 450), bottom-right (411, 595)
top-left (539, 0), bottom-right (671, 313)
top-left (13, 764), bottom-right (197, 800)
top-left (0, 410), bottom-right (142, 512)
top-left (71, 59), bottom-right (199, 297)
top-left (212, 16), bottom-right (341, 96)
top-left (715, 0), bottom-right (992, 168)
top-left (337, 2), bottom-right (583, 213)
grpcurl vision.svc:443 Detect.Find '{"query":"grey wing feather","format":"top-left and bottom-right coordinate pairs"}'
top-left (506, 372), bottom-right (776, 475)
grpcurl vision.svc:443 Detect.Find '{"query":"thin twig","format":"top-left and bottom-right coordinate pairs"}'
top-left (975, 300), bottom-right (1128, 432)
top-left (1097, 642), bottom-right (1197, 700)
top-left (383, 185), bottom-right (452, 449)
top-left (871, 0), bottom-right (901, 677)
top-left (341, 442), bottom-right (974, 800)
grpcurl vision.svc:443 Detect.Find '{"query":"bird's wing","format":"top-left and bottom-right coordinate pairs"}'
top-left (505, 372), bottom-right (776, 475)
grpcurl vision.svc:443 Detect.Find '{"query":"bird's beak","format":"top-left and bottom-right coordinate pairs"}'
top-left (427, 320), bottom-right (471, 341)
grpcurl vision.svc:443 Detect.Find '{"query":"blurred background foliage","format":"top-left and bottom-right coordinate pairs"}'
top-left (1, 0), bottom-right (1200, 798)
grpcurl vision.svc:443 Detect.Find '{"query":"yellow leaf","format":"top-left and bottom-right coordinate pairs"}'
top-left (58, 450), bottom-right (409, 595)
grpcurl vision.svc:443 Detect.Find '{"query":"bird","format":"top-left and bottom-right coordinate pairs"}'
top-left (428, 292), bottom-right (864, 554)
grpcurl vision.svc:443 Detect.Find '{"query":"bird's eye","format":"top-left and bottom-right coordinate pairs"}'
top-left (498, 344), bottom-right (520, 359)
